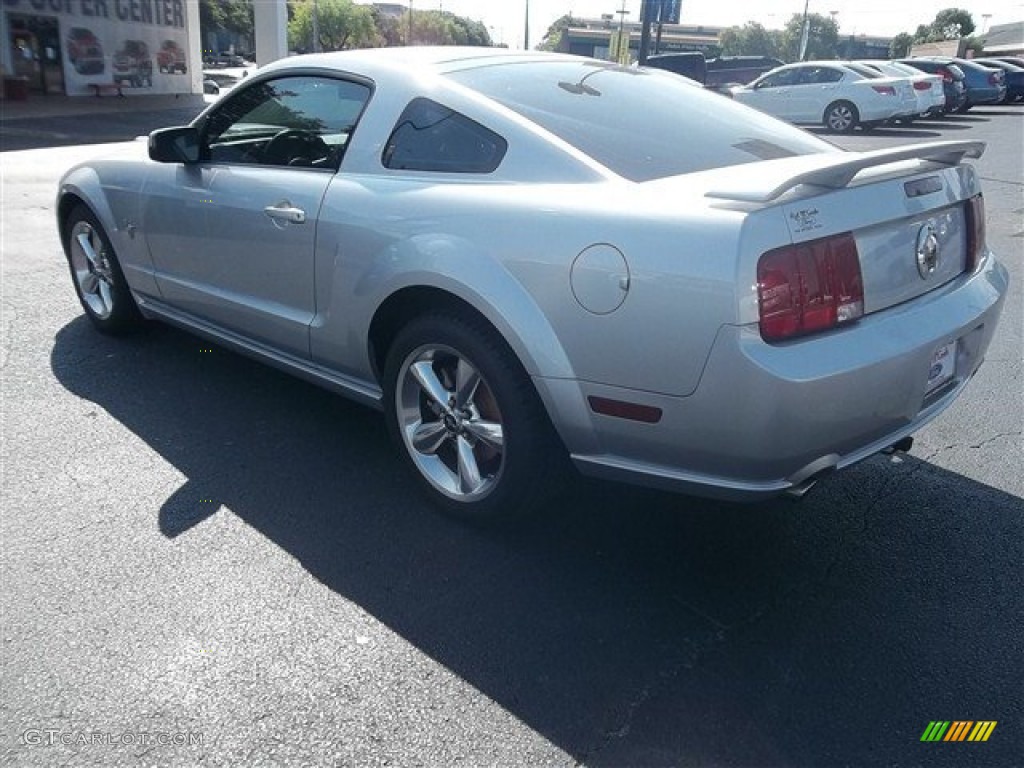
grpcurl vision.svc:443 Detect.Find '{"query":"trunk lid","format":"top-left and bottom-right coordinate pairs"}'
top-left (701, 141), bottom-right (985, 319)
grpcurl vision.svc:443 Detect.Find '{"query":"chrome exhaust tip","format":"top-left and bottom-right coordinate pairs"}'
top-left (882, 436), bottom-right (914, 455)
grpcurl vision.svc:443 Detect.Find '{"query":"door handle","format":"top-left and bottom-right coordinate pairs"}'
top-left (264, 202), bottom-right (306, 224)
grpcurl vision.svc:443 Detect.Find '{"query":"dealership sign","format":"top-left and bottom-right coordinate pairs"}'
top-left (5, 0), bottom-right (192, 95)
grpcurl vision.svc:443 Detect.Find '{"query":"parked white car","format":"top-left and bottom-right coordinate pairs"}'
top-left (732, 61), bottom-right (916, 132)
top-left (854, 60), bottom-right (946, 118)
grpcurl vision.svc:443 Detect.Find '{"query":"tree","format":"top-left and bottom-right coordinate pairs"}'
top-left (404, 10), bottom-right (491, 46)
top-left (200, 0), bottom-right (253, 38)
top-left (372, 6), bottom-right (404, 47)
top-left (931, 8), bottom-right (975, 39)
top-left (962, 35), bottom-right (985, 55)
top-left (889, 32), bottom-right (914, 58)
top-left (538, 14), bottom-right (573, 52)
top-left (912, 8), bottom-right (976, 43)
top-left (781, 13), bottom-right (839, 62)
top-left (288, 0), bottom-right (378, 52)
top-left (199, 0), bottom-right (253, 51)
top-left (718, 22), bottom-right (782, 58)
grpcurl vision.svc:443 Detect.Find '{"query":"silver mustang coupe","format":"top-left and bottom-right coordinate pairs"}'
top-left (57, 48), bottom-right (1008, 520)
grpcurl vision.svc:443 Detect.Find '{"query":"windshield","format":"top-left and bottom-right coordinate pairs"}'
top-left (446, 60), bottom-right (833, 182)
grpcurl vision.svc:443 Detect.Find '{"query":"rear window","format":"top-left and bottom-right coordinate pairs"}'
top-left (446, 60), bottom-right (832, 183)
top-left (843, 62), bottom-right (882, 79)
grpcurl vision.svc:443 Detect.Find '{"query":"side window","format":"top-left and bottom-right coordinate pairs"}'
top-left (203, 76), bottom-right (371, 169)
top-left (382, 97), bottom-right (507, 173)
top-left (799, 67), bottom-right (844, 85)
top-left (758, 69), bottom-right (799, 88)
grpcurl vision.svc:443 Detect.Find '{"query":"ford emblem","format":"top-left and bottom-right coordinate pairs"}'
top-left (916, 224), bottom-right (939, 279)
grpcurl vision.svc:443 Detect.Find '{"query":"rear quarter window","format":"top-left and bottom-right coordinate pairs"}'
top-left (382, 97), bottom-right (507, 173)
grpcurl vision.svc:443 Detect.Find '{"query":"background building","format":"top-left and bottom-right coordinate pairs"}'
top-left (2, 0), bottom-right (203, 97)
top-left (983, 21), bottom-right (1024, 56)
top-left (559, 16), bottom-right (723, 60)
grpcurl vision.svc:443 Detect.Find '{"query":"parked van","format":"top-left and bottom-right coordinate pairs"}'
top-left (643, 52), bottom-right (707, 84)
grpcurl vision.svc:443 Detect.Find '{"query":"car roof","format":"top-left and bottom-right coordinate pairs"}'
top-left (259, 46), bottom-right (584, 80)
top-left (777, 60), bottom-right (849, 68)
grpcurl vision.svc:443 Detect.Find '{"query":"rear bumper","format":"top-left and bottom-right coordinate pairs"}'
top-left (551, 255), bottom-right (1008, 501)
top-left (859, 102), bottom-right (904, 123)
top-left (967, 86), bottom-right (1005, 106)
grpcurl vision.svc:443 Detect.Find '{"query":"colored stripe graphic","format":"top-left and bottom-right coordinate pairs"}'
top-left (921, 721), bottom-right (950, 741)
top-left (920, 721), bottom-right (996, 742)
top-left (969, 722), bottom-right (998, 742)
top-left (945, 721), bottom-right (972, 741)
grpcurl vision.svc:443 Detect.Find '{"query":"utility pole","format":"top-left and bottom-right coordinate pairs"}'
top-left (638, 1), bottom-right (655, 64)
top-left (524, 0), bottom-right (530, 50)
top-left (408, 1), bottom-right (413, 45)
top-left (798, 0), bottom-right (811, 61)
top-left (312, 0), bottom-right (321, 52)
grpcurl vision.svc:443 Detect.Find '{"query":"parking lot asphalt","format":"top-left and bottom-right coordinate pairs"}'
top-left (1, 100), bottom-right (1022, 767)
top-left (1, 93), bottom-right (210, 151)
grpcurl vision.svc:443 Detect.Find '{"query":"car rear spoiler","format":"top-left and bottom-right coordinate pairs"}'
top-left (706, 140), bottom-right (985, 203)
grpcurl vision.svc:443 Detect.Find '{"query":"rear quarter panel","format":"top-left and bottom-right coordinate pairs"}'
top-left (309, 177), bottom-right (745, 398)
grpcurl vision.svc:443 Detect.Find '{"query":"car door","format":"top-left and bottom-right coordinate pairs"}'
top-left (791, 66), bottom-right (845, 121)
top-left (738, 68), bottom-right (801, 119)
top-left (142, 74), bottom-right (371, 357)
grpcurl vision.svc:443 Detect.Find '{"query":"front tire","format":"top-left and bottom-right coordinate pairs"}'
top-left (63, 203), bottom-right (142, 334)
top-left (383, 311), bottom-right (562, 522)
top-left (823, 100), bottom-right (859, 133)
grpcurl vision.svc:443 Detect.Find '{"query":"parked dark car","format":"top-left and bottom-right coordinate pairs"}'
top-left (643, 52), bottom-right (706, 83)
top-left (705, 56), bottom-right (784, 89)
top-left (901, 57), bottom-right (1005, 111)
top-left (895, 58), bottom-right (968, 112)
top-left (990, 56), bottom-right (1024, 69)
top-left (972, 58), bottom-right (1024, 102)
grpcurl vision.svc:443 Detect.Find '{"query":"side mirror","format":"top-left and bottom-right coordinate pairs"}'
top-left (148, 126), bottom-right (200, 164)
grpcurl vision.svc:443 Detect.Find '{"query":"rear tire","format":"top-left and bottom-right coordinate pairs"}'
top-left (383, 310), bottom-right (563, 523)
top-left (823, 100), bottom-right (859, 133)
top-left (63, 203), bottom-right (143, 334)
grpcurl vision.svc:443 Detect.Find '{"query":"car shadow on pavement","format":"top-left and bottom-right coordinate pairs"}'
top-left (808, 126), bottom-right (948, 139)
top-left (50, 317), bottom-right (1023, 767)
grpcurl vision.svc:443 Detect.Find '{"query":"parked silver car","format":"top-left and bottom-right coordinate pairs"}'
top-left (57, 48), bottom-right (1008, 520)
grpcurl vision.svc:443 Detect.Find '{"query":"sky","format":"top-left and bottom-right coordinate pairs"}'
top-left (395, 1), bottom-right (1024, 49)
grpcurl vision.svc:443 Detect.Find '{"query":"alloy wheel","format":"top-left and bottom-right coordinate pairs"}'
top-left (396, 344), bottom-right (505, 502)
top-left (69, 220), bottom-right (115, 320)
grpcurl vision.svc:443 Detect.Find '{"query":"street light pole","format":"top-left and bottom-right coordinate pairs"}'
top-left (798, 0), bottom-right (811, 61)
top-left (638, 0), bottom-right (655, 64)
top-left (524, 0), bottom-right (530, 50)
top-left (312, 0), bottom-right (321, 52)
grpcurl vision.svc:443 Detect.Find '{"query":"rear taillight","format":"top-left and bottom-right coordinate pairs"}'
top-left (913, 80), bottom-right (931, 90)
top-left (965, 194), bottom-right (986, 272)
top-left (757, 233), bottom-right (864, 342)
top-left (939, 67), bottom-right (953, 83)
top-left (871, 85), bottom-right (895, 95)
